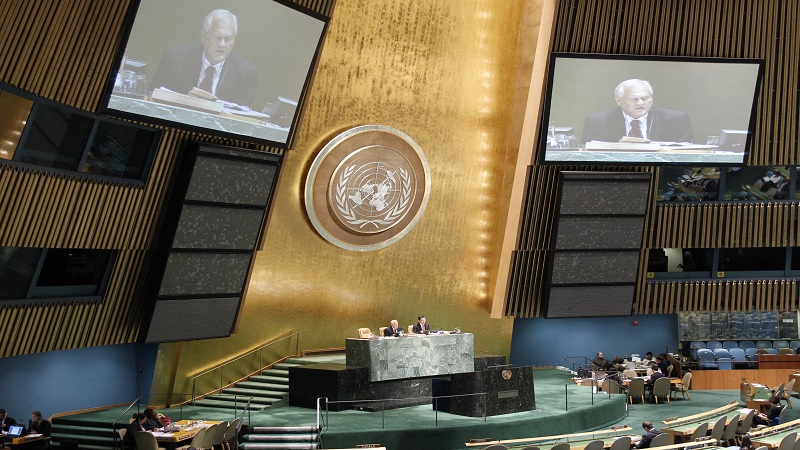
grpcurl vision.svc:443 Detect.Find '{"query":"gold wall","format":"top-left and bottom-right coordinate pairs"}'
top-left (154, 0), bottom-right (547, 398)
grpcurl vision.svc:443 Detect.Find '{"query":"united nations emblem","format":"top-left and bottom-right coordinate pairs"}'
top-left (305, 125), bottom-right (430, 251)
top-left (502, 370), bottom-right (513, 380)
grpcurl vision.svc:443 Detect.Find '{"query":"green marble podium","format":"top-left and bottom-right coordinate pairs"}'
top-left (345, 333), bottom-right (475, 382)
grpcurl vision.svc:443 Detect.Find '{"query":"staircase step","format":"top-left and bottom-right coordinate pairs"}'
top-left (208, 394), bottom-right (282, 405)
top-left (193, 399), bottom-right (270, 410)
top-left (260, 369), bottom-right (290, 377)
top-left (251, 426), bottom-right (319, 433)
top-left (240, 444), bottom-right (316, 450)
top-left (254, 375), bottom-right (289, 384)
top-left (245, 434), bottom-right (317, 442)
top-left (273, 363), bottom-right (304, 370)
top-left (221, 387), bottom-right (287, 398)
top-left (246, 377), bottom-right (291, 387)
top-left (236, 381), bottom-right (290, 391)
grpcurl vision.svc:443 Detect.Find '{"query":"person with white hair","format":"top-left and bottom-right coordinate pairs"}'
top-left (150, 9), bottom-right (258, 107)
top-left (582, 78), bottom-right (693, 144)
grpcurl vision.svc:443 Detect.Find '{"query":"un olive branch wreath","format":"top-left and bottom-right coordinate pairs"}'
top-left (335, 164), bottom-right (412, 229)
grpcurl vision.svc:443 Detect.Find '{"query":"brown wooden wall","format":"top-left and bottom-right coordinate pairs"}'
top-left (0, 0), bottom-right (334, 358)
top-left (506, 0), bottom-right (800, 317)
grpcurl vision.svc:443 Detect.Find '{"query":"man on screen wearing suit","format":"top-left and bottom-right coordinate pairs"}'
top-left (582, 79), bottom-right (693, 144)
top-left (412, 315), bottom-right (431, 334)
top-left (150, 9), bottom-right (258, 108)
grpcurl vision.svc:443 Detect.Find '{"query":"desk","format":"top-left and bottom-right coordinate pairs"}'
top-left (153, 420), bottom-right (220, 443)
top-left (108, 95), bottom-right (289, 143)
top-left (759, 355), bottom-right (800, 369)
top-left (346, 333), bottom-right (474, 381)
top-left (464, 425), bottom-right (634, 448)
top-left (660, 402), bottom-right (743, 444)
top-left (6, 435), bottom-right (45, 450)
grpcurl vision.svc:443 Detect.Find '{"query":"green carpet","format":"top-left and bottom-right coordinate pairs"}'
top-left (57, 366), bottom-right (799, 450)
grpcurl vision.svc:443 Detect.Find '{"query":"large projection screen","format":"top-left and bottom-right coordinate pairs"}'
top-left (541, 54), bottom-right (763, 165)
top-left (102, 0), bottom-right (327, 148)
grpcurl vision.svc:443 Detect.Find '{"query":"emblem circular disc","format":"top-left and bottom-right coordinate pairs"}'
top-left (305, 125), bottom-right (431, 251)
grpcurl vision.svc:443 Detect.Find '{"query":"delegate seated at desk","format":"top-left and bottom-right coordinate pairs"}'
top-left (752, 396), bottom-right (783, 426)
top-left (124, 413), bottom-right (147, 449)
top-left (634, 421), bottom-right (661, 449)
top-left (592, 352), bottom-right (612, 371)
top-left (412, 315), bottom-right (430, 334)
top-left (0, 409), bottom-right (17, 433)
top-left (582, 79), bottom-right (693, 144)
top-left (383, 320), bottom-right (403, 337)
top-left (149, 9), bottom-right (258, 108)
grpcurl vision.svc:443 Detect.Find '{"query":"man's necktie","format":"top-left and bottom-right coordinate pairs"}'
top-left (629, 119), bottom-right (643, 138)
top-left (199, 66), bottom-right (216, 93)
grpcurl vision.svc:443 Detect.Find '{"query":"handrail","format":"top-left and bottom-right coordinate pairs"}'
top-left (111, 397), bottom-right (140, 450)
top-left (191, 332), bottom-right (300, 403)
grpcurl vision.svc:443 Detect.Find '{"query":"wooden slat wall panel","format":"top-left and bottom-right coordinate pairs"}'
top-left (507, 0), bottom-right (800, 317)
top-left (0, 0), bottom-right (331, 357)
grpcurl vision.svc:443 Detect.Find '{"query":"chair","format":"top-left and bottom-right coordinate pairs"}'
top-left (690, 341), bottom-right (706, 360)
top-left (623, 369), bottom-right (638, 379)
top-left (176, 428), bottom-right (206, 450)
top-left (583, 440), bottom-right (604, 450)
top-left (652, 377), bottom-right (671, 404)
top-left (407, 325), bottom-right (414, 334)
top-left (745, 347), bottom-right (759, 368)
top-left (719, 413), bottom-right (740, 446)
top-left (608, 436), bottom-right (631, 450)
top-left (671, 372), bottom-right (692, 400)
top-left (728, 348), bottom-right (746, 367)
top-left (790, 340), bottom-right (800, 349)
top-left (774, 340), bottom-right (791, 349)
top-left (757, 340), bottom-right (773, 349)
top-left (714, 348), bottom-right (733, 370)
top-left (211, 422), bottom-right (229, 450)
top-left (697, 348), bottom-right (718, 369)
top-left (766, 348), bottom-right (779, 354)
top-left (117, 428), bottom-right (127, 450)
top-left (666, 364), bottom-right (674, 377)
top-left (378, 326), bottom-right (387, 336)
top-left (602, 379), bottom-right (622, 394)
top-left (723, 340), bottom-right (739, 349)
top-left (774, 382), bottom-right (786, 400)
top-left (774, 404), bottom-right (788, 425)
top-left (628, 377), bottom-right (645, 404)
top-left (706, 341), bottom-right (723, 350)
top-left (650, 433), bottom-right (670, 448)
top-left (550, 444), bottom-right (570, 450)
top-left (223, 418), bottom-right (241, 450)
top-left (484, 445), bottom-right (508, 450)
top-left (357, 328), bottom-right (372, 339)
top-left (737, 409), bottom-right (755, 436)
top-left (756, 446), bottom-right (768, 450)
top-left (740, 340), bottom-right (757, 349)
top-left (520, 447), bottom-right (540, 450)
top-left (688, 422), bottom-right (709, 442)
top-left (777, 432), bottom-right (797, 450)
top-left (134, 432), bottom-right (166, 450)
top-left (780, 348), bottom-right (795, 355)
top-left (783, 378), bottom-right (796, 408)
top-left (708, 415), bottom-right (727, 444)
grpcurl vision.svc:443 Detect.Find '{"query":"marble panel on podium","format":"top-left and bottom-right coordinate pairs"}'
top-left (345, 333), bottom-right (475, 381)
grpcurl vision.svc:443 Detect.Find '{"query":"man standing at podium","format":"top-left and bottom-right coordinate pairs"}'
top-left (582, 79), bottom-right (693, 144)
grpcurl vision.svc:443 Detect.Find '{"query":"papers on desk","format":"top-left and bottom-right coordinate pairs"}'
top-left (152, 431), bottom-right (175, 437)
top-left (585, 141), bottom-right (723, 153)
top-left (27, 434), bottom-right (43, 438)
top-left (151, 88), bottom-right (224, 113)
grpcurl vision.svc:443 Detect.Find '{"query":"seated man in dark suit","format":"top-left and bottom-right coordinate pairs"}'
top-left (0, 409), bottom-right (17, 432)
top-left (412, 315), bottom-right (431, 334)
top-left (150, 9), bottom-right (258, 108)
top-left (383, 319), bottom-right (402, 337)
top-left (635, 421), bottom-right (662, 448)
top-left (647, 367), bottom-right (667, 399)
top-left (582, 79), bottom-right (693, 144)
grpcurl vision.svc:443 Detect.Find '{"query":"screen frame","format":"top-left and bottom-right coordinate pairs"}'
top-left (538, 52), bottom-right (765, 166)
top-left (97, 0), bottom-right (330, 149)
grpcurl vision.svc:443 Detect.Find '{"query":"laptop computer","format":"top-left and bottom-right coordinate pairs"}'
top-left (7, 425), bottom-right (24, 437)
